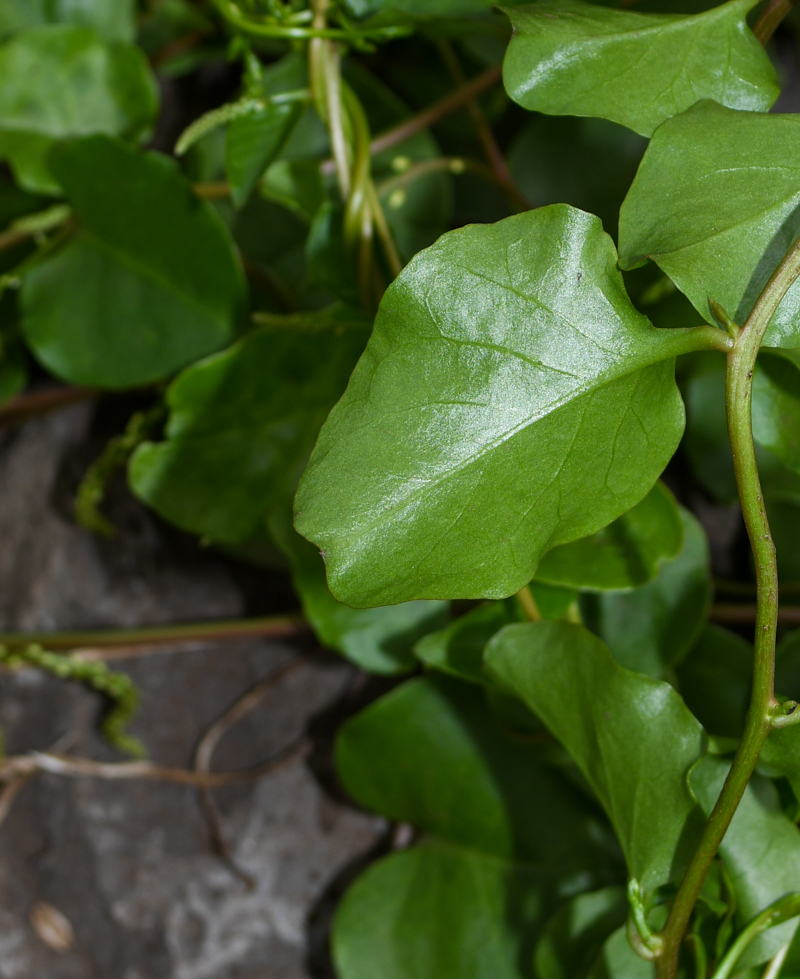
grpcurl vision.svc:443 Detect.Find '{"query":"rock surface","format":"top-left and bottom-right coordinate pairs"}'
top-left (0, 404), bottom-right (385, 979)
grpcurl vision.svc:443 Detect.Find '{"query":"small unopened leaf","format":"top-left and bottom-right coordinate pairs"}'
top-left (534, 482), bottom-right (682, 591)
top-left (691, 756), bottom-right (800, 968)
top-left (21, 136), bottom-right (244, 387)
top-left (226, 101), bottom-right (302, 209)
top-left (130, 307), bottom-right (370, 542)
top-left (296, 205), bottom-right (714, 608)
top-left (486, 620), bottom-right (706, 894)
top-left (580, 507), bottom-right (710, 678)
top-left (503, 0), bottom-right (776, 137)
top-left (619, 102), bottom-right (800, 348)
top-left (0, 25), bottom-right (157, 193)
top-left (270, 516), bottom-right (448, 675)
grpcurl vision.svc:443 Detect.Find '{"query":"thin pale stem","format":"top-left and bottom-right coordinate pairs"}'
top-left (436, 40), bottom-right (528, 210)
top-left (320, 64), bottom-right (503, 176)
top-left (761, 943), bottom-right (791, 979)
top-left (377, 156), bottom-right (528, 213)
top-left (0, 614), bottom-right (306, 653)
top-left (655, 235), bottom-right (800, 977)
top-left (711, 603), bottom-right (800, 625)
top-left (753, 0), bottom-right (798, 45)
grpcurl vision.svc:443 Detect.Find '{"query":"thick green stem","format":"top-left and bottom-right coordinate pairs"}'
top-left (655, 236), bottom-right (800, 977)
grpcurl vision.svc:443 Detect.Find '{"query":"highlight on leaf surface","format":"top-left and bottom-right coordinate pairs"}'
top-left (502, 0), bottom-right (777, 137)
top-left (295, 204), bottom-right (728, 608)
top-left (619, 101), bottom-right (800, 349)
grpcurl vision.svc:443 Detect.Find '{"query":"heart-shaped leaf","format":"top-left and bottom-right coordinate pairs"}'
top-left (619, 101), bottom-right (800, 348)
top-left (485, 620), bottom-right (706, 894)
top-left (295, 204), bottom-right (723, 607)
top-left (21, 136), bottom-right (245, 387)
top-left (503, 0), bottom-right (777, 137)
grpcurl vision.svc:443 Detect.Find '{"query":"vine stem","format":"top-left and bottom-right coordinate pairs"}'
top-left (655, 236), bottom-right (800, 977)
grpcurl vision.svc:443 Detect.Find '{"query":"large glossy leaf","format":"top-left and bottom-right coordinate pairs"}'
top-left (270, 516), bottom-right (448, 675)
top-left (580, 507), bottom-right (710, 678)
top-left (534, 482), bottom-right (682, 591)
top-left (619, 102), bottom-right (800, 348)
top-left (295, 205), bottom-right (718, 608)
top-left (691, 756), bottom-right (800, 968)
top-left (0, 25), bottom-right (157, 193)
top-left (502, 0), bottom-right (776, 138)
top-left (485, 620), bottom-right (706, 894)
top-left (20, 136), bottom-right (245, 387)
top-left (333, 675), bottom-right (619, 979)
top-left (226, 101), bottom-right (303, 209)
top-left (535, 887), bottom-right (628, 979)
top-left (130, 307), bottom-right (370, 542)
top-left (0, 0), bottom-right (135, 41)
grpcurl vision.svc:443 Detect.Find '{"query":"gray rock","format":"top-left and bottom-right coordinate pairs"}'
top-left (0, 403), bottom-right (385, 978)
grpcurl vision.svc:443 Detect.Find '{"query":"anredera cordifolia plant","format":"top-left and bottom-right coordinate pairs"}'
top-left (4, 0), bottom-right (800, 976)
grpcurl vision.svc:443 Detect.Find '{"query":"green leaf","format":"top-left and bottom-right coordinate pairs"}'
top-left (0, 0), bottom-right (135, 41)
top-left (534, 887), bottom-right (628, 979)
top-left (761, 726), bottom-right (800, 808)
top-left (752, 352), bottom-right (800, 475)
top-left (580, 507), bottom-right (710, 678)
top-left (587, 927), bottom-right (654, 979)
top-left (296, 205), bottom-right (715, 608)
top-left (619, 102), bottom-right (800, 349)
top-left (337, 674), bottom-right (614, 866)
top-left (334, 674), bottom-right (620, 979)
top-left (676, 625), bottom-right (752, 738)
top-left (681, 351), bottom-right (738, 503)
top-left (414, 601), bottom-right (522, 685)
top-left (332, 842), bottom-right (546, 979)
top-left (485, 620), bottom-right (706, 894)
top-left (226, 101), bottom-right (303, 209)
top-left (20, 136), bottom-right (245, 388)
top-left (0, 25), bottom-right (157, 193)
top-left (129, 306), bottom-right (371, 543)
top-left (690, 756), bottom-right (800, 968)
top-left (502, 0), bottom-right (776, 138)
top-left (270, 515), bottom-right (448, 675)
top-left (306, 202), bottom-right (361, 306)
top-left (534, 482), bottom-right (683, 592)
